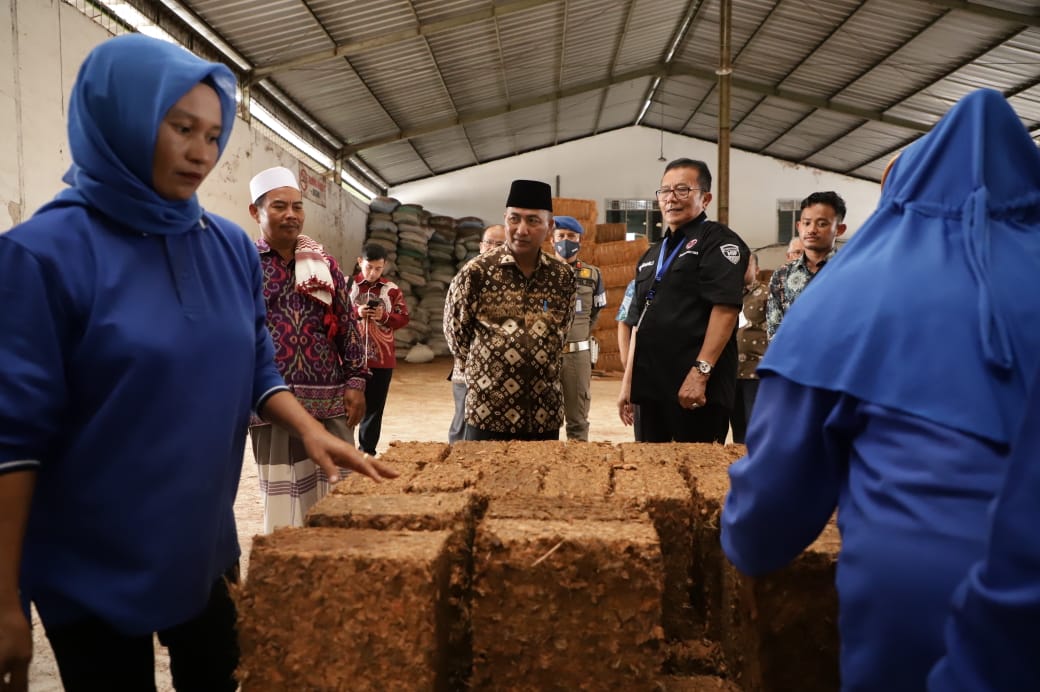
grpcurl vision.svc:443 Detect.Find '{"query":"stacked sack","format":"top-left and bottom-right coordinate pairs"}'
top-left (390, 204), bottom-right (429, 360)
top-left (454, 217), bottom-right (485, 269)
top-left (366, 196), bottom-right (400, 279)
top-left (363, 204), bottom-right (489, 362)
top-left (425, 216), bottom-right (459, 357)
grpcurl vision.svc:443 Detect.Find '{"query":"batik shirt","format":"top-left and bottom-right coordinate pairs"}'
top-left (765, 249), bottom-right (837, 340)
top-left (254, 238), bottom-right (367, 423)
top-left (444, 247), bottom-right (576, 434)
top-left (738, 279), bottom-right (768, 379)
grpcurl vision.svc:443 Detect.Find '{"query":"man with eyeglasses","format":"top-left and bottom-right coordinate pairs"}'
top-left (445, 180), bottom-right (576, 441)
top-left (766, 191), bottom-right (847, 340)
top-left (618, 158), bottom-right (748, 443)
top-left (447, 224), bottom-right (506, 443)
top-left (786, 236), bottom-right (804, 262)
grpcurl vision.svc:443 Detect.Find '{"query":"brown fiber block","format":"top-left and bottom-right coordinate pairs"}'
top-left (238, 528), bottom-right (452, 692)
top-left (615, 444), bottom-right (697, 639)
top-left (304, 492), bottom-right (484, 690)
top-left (657, 675), bottom-right (743, 691)
top-left (305, 492), bottom-right (481, 532)
top-left (485, 495), bottom-right (644, 522)
top-left (444, 440), bottom-right (510, 467)
top-left (541, 441), bottom-right (617, 497)
top-left (678, 445), bottom-right (742, 644)
top-left (471, 458), bottom-right (544, 497)
top-left (462, 441), bottom-right (563, 498)
top-left (720, 523), bottom-right (840, 692)
top-left (378, 440), bottom-right (451, 465)
top-left (330, 460), bottom-right (421, 495)
top-left (406, 461), bottom-right (479, 493)
top-left (472, 518), bottom-right (664, 690)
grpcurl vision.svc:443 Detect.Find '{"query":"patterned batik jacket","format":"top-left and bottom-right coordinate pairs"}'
top-left (444, 247), bottom-right (576, 434)
top-left (252, 238), bottom-right (368, 424)
top-left (765, 249), bottom-right (837, 340)
top-left (738, 280), bottom-right (769, 379)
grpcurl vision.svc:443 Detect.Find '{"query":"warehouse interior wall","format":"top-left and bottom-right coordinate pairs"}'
top-left (389, 126), bottom-right (882, 252)
top-left (0, 0), bottom-right (368, 267)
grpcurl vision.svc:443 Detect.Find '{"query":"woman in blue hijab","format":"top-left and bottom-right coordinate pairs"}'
top-left (721, 88), bottom-right (1040, 691)
top-left (0, 34), bottom-right (395, 690)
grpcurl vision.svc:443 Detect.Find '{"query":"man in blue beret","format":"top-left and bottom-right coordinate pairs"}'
top-left (553, 216), bottom-right (606, 440)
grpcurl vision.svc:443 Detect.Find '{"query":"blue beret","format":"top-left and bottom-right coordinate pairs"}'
top-left (553, 215), bottom-right (584, 234)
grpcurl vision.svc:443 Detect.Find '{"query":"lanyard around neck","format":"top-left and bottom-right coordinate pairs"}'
top-left (636, 234), bottom-right (686, 328)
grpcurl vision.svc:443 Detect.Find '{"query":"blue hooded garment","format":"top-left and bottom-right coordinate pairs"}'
top-left (722, 89), bottom-right (1040, 691)
top-left (928, 366), bottom-right (1040, 690)
top-left (761, 88), bottom-right (1040, 445)
top-left (0, 34), bottom-right (286, 634)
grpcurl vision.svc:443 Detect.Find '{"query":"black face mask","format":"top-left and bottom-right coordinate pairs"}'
top-left (554, 239), bottom-right (580, 260)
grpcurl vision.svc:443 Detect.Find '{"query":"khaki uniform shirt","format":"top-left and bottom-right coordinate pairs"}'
top-left (444, 247), bottom-right (576, 434)
top-left (565, 260), bottom-right (606, 342)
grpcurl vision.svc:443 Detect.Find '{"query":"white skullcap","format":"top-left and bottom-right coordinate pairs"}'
top-left (249, 166), bottom-right (299, 203)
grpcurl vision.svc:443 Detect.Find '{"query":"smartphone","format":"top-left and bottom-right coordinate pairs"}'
top-left (366, 299), bottom-right (380, 308)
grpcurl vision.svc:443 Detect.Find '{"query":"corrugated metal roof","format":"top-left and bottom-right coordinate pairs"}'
top-left (131, 0), bottom-right (1040, 188)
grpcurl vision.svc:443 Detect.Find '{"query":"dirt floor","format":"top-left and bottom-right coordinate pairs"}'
top-left (28, 358), bottom-right (649, 690)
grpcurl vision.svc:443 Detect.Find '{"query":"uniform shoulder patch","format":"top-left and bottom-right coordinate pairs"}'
top-left (720, 243), bottom-right (741, 264)
top-left (579, 268), bottom-right (591, 278)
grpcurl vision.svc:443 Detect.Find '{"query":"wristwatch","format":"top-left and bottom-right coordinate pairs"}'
top-left (694, 360), bottom-right (713, 376)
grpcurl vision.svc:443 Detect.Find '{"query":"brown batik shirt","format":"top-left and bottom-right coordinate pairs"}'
top-left (444, 247), bottom-right (576, 434)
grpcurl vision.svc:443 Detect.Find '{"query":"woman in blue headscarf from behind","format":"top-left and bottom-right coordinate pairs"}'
top-left (0, 34), bottom-right (395, 690)
top-left (721, 88), bottom-right (1040, 691)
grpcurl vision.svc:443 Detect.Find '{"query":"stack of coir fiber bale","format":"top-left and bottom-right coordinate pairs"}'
top-left (236, 441), bottom-right (840, 692)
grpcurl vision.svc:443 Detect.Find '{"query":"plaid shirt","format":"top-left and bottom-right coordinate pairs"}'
top-left (766, 249), bottom-right (837, 340)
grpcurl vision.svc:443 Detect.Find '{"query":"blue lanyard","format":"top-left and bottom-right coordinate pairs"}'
top-left (635, 235), bottom-right (685, 329)
top-left (646, 236), bottom-right (685, 305)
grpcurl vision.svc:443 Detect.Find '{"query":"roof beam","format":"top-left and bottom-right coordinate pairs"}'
top-left (296, 0), bottom-right (433, 175)
top-left (343, 60), bottom-right (939, 156)
top-left (754, 6), bottom-right (949, 153)
top-left (685, 0), bottom-right (783, 133)
top-left (917, 0), bottom-right (1040, 26)
top-left (592, 0), bottom-right (637, 134)
top-left (344, 65), bottom-right (662, 155)
top-left (247, 0), bottom-right (560, 84)
top-left (672, 64), bottom-right (931, 133)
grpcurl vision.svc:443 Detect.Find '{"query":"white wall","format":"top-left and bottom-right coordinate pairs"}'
top-left (0, 0), bottom-right (367, 266)
top-left (390, 126), bottom-right (882, 254)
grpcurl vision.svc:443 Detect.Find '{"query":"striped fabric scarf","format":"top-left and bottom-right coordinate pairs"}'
top-left (294, 234), bottom-right (334, 306)
top-left (294, 234), bottom-right (339, 341)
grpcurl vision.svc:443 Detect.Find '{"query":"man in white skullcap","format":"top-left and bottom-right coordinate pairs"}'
top-left (247, 166), bottom-right (370, 532)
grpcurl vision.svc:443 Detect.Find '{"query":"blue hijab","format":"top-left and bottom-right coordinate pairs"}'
top-left (761, 89), bottom-right (1040, 444)
top-left (39, 33), bottom-right (237, 235)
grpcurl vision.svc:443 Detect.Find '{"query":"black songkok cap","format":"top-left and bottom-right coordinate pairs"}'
top-left (505, 179), bottom-right (553, 212)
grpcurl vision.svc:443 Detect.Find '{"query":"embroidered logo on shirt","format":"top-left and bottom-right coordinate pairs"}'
top-left (686, 238), bottom-right (698, 249)
top-left (720, 243), bottom-right (741, 265)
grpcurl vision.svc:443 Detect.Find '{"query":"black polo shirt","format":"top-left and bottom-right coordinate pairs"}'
top-left (624, 213), bottom-right (748, 409)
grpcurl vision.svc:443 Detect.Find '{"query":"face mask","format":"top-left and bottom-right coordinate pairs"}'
top-left (554, 239), bottom-right (581, 260)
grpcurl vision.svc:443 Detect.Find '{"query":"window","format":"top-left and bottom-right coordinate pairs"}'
top-left (777, 198), bottom-right (802, 243)
top-left (605, 199), bottom-right (663, 242)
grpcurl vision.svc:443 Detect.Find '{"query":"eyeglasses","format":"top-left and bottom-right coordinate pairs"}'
top-left (655, 185), bottom-right (701, 199)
